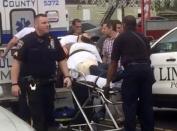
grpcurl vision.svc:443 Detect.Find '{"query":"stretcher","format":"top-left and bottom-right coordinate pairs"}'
top-left (55, 69), bottom-right (123, 131)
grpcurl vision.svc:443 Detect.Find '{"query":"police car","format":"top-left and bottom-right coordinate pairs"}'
top-left (0, 106), bottom-right (34, 131)
top-left (151, 26), bottom-right (177, 108)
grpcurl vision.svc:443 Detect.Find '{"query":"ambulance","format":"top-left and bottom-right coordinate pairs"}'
top-left (0, 0), bottom-right (69, 44)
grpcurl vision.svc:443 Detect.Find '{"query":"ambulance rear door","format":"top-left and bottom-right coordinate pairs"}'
top-left (2, 0), bottom-right (37, 43)
top-left (37, 0), bottom-right (69, 37)
top-left (0, 0), bottom-right (7, 44)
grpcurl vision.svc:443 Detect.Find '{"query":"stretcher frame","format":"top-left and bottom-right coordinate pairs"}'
top-left (55, 70), bottom-right (123, 131)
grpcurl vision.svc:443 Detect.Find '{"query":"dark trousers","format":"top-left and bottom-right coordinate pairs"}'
top-left (16, 82), bottom-right (31, 123)
top-left (26, 83), bottom-right (55, 131)
top-left (72, 81), bottom-right (93, 123)
top-left (122, 64), bottom-right (154, 131)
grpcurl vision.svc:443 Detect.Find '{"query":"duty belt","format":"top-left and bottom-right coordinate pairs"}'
top-left (21, 75), bottom-right (56, 90)
top-left (127, 62), bottom-right (149, 66)
top-left (124, 62), bottom-right (150, 69)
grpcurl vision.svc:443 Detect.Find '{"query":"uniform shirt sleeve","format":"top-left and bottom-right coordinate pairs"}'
top-left (111, 34), bottom-right (123, 62)
top-left (54, 37), bottom-right (66, 61)
top-left (13, 37), bottom-right (28, 62)
top-left (139, 33), bottom-right (151, 58)
top-left (145, 37), bottom-right (151, 57)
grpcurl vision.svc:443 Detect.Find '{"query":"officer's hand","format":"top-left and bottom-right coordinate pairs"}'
top-left (103, 84), bottom-right (110, 98)
top-left (63, 77), bottom-right (72, 88)
top-left (11, 85), bottom-right (21, 97)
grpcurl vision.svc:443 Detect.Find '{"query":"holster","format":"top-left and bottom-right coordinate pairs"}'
top-left (20, 75), bottom-right (56, 88)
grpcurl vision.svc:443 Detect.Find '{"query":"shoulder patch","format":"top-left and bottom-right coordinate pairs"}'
top-left (13, 51), bottom-right (18, 57)
top-left (16, 40), bottom-right (24, 49)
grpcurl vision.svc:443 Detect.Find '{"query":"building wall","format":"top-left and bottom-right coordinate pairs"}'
top-left (66, 4), bottom-right (140, 24)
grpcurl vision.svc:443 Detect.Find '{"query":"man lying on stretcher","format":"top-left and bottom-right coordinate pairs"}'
top-left (60, 33), bottom-right (125, 124)
top-left (60, 33), bottom-right (123, 88)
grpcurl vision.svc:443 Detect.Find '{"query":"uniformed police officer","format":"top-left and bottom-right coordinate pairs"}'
top-left (11, 14), bottom-right (72, 131)
top-left (104, 15), bottom-right (154, 131)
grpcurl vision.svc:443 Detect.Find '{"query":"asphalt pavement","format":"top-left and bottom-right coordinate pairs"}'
top-left (53, 88), bottom-right (177, 131)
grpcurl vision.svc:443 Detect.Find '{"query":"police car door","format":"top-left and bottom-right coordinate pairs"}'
top-left (151, 27), bottom-right (177, 95)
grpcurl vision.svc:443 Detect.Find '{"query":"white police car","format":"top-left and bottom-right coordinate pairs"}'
top-left (0, 106), bottom-right (35, 131)
top-left (151, 27), bottom-right (177, 108)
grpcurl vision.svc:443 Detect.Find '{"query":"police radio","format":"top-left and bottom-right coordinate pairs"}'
top-left (50, 38), bottom-right (55, 49)
top-left (48, 36), bottom-right (55, 49)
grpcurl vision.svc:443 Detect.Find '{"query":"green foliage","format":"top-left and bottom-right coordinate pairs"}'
top-left (152, 0), bottom-right (176, 12)
top-left (164, 0), bottom-right (171, 8)
top-left (153, 0), bottom-right (161, 12)
top-left (171, 0), bottom-right (177, 11)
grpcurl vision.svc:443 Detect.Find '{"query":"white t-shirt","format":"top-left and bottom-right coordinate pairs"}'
top-left (67, 42), bottom-right (102, 71)
top-left (60, 35), bottom-right (78, 46)
top-left (78, 75), bottom-right (121, 88)
top-left (14, 27), bottom-right (35, 39)
top-left (78, 75), bottom-right (106, 88)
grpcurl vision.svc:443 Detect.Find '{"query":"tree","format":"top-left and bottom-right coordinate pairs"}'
top-left (152, 0), bottom-right (176, 12)
top-left (171, 0), bottom-right (177, 11)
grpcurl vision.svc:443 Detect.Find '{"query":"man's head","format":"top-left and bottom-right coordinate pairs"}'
top-left (76, 59), bottom-right (98, 75)
top-left (113, 20), bottom-right (122, 33)
top-left (34, 14), bottom-right (50, 36)
top-left (79, 32), bottom-right (93, 44)
top-left (122, 15), bottom-right (137, 31)
top-left (103, 20), bottom-right (117, 37)
top-left (100, 22), bottom-right (107, 35)
top-left (71, 18), bottom-right (82, 35)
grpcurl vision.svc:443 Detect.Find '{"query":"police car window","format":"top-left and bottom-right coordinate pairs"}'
top-left (151, 29), bottom-right (177, 53)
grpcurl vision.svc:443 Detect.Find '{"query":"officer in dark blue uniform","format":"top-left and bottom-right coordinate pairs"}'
top-left (11, 14), bottom-right (72, 131)
top-left (105, 15), bottom-right (154, 131)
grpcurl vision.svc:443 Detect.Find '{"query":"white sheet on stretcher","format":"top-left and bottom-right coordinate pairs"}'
top-left (77, 75), bottom-right (122, 89)
top-left (67, 43), bottom-right (121, 89)
top-left (67, 43), bottom-right (102, 71)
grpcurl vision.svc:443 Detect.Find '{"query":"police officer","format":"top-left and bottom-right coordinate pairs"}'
top-left (11, 14), bottom-right (72, 131)
top-left (104, 15), bottom-right (154, 131)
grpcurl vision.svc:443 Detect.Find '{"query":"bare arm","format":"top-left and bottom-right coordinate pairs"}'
top-left (106, 60), bottom-right (118, 86)
top-left (101, 41), bottom-right (107, 64)
top-left (1, 37), bottom-right (19, 58)
top-left (11, 59), bottom-right (21, 96)
top-left (102, 54), bottom-right (108, 64)
top-left (58, 59), bottom-right (72, 87)
top-left (58, 59), bottom-right (70, 77)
